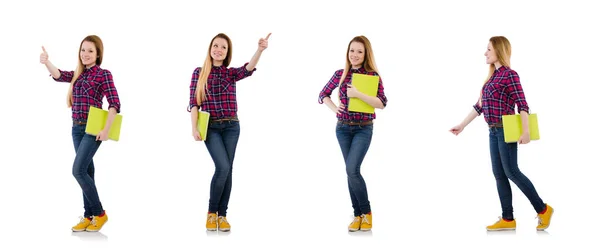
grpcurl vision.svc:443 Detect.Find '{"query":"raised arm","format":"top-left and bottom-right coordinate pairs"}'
top-left (40, 46), bottom-right (61, 79)
top-left (246, 33), bottom-right (271, 71)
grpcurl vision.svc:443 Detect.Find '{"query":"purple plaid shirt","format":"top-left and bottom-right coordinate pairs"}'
top-left (318, 67), bottom-right (387, 121)
top-left (54, 65), bottom-right (121, 121)
top-left (188, 63), bottom-right (255, 118)
top-left (474, 66), bottom-right (529, 124)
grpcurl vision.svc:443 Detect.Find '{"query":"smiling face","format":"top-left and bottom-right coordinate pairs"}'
top-left (210, 37), bottom-right (229, 66)
top-left (485, 42), bottom-right (498, 65)
top-left (348, 41), bottom-right (365, 68)
top-left (80, 41), bottom-right (98, 68)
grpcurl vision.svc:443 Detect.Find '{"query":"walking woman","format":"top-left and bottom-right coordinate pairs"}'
top-left (318, 35), bottom-right (387, 232)
top-left (40, 35), bottom-right (121, 232)
top-left (188, 33), bottom-right (270, 232)
top-left (449, 36), bottom-right (554, 231)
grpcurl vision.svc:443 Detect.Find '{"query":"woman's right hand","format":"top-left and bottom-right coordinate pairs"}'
top-left (449, 124), bottom-right (464, 135)
top-left (193, 129), bottom-right (202, 141)
top-left (335, 103), bottom-right (345, 114)
top-left (40, 46), bottom-right (49, 64)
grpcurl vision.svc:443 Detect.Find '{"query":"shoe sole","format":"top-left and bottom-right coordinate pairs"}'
top-left (219, 229), bottom-right (230, 232)
top-left (207, 228), bottom-right (217, 231)
top-left (360, 229), bottom-right (372, 231)
top-left (72, 228), bottom-right (86, 232)
top-left (486, 228), bottom-right (516, 231)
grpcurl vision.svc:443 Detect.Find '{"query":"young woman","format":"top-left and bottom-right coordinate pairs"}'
top-left (188, 33), bottom-right (270, 232)
top-left (318, 35), bottom-right (387, 232)
top-left (40, 35), bottom-right (121, 232)
top-left (449, 36), bottom-right (554, 231)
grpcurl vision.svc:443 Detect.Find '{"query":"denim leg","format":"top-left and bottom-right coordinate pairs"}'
top-left (337, 123), bottom-right (373, 216)
top-left (71, 125), bottom-right (103, 216)
top-left (496, 130), bottom-right (546, 214)
top-left (489, 128), bottom-right (514, 220)
top-left (336, 123), bottom-right (360, 217)
top-left (204, 121), bottom-right (240, 216)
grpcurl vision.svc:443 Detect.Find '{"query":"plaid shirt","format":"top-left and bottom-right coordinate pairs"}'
top-left (318, 67), bottom-right (387, 121)
top-left (474, 66), bottom-right (529, 124)
top-left (54, 65), bottom-right (121, 121)
top-left (188, 63), bottom-right (255, 118)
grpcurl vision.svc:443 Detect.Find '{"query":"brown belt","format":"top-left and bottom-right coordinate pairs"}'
top-left (489, 122), bottom-right (503, 128)
top-left (211, 117), bottom-right (239, 123)
top-left (73, 120), bottom-right (87, 125)
top-left (338, 120), bottom-right (373, 126)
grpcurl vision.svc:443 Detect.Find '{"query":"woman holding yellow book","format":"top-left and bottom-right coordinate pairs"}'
top-left (40, 35), bottom-right (121, 232)
top-left (188, 33), bottom-right (270, 231)
top-left (449, 36), bottom-right (553, 231)
top-left (318, 35), bottom-right (387, 232)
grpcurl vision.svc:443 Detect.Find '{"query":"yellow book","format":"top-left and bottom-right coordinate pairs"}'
top-left (196, 111), bottom-right (210, 141)
top-left (501, 113), bottom-right (540, 143)
top-left (348, 73), bottom-right (379, 114)
top-left (85, 106), bottom-right (123, 141)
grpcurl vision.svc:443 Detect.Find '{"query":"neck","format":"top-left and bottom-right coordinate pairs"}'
top-left (213, 60), bottom-right (223, 67)
top-left (85, 63), bottom-right (96, 69)
top-left (494, 62), bottom-right (502, 69)
top-left (351, 64), bottom-right (361, 69)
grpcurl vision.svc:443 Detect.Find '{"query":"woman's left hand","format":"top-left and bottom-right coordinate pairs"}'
top-left (258, 33), bottom-right (271, 52)
top-left (518, 132), bottom-right (530, 144)
top-left (96, 129), bottom-right (109, 141)
top-left (347, 84), bottom-right (361, 98)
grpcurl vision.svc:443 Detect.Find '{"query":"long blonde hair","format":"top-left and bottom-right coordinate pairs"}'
top-left (338, 36), bottom-right (379, 93)
top-left (67, 35), bottom-right (104, 107)
top-left (195, 33), bottom-right (233, 105)
top-left (479, 36), bottom-right (511, 105)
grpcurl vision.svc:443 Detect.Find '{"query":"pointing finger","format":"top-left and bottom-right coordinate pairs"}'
top-left (265, 33), bottom-right (272, 40)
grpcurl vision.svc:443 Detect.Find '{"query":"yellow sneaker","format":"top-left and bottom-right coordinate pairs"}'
top-left (206, 213), bottom-right (217, 231)
top-left (536, 204), bottom-right (554, 231)
top-left (348, 216), bottom-right (361, 232)
top-left (72, 217), bottom-right (92, 232)
top-left (218, 216), bottom-right (230, 232)
top-left (86, 212), bottom-right (108, 232)
top-left (360, 214), bottom-right (372, 231)
top-left (486, 217), bottom-right (516, 231)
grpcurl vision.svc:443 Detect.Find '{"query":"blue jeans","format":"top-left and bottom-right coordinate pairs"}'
top-left (204, 120), bottom-right (240, 216)
top-left (336, 122), bottom-right (373, 216)
top-left (72, 124), bottom-right (104, 217)
top-left (489, 127), bottom-right (546, 220)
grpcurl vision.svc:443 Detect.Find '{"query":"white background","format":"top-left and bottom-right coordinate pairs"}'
top-left (1, 0), bottom-right (598, 250)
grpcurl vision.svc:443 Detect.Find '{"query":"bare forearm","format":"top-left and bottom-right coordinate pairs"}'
top-left (322, 97), bottom-right (339, 113)
top-left (45, 61), bottom-right (60, 79)
top-left (519, 110), bottom-right (529, 133)
top-left (460, 109), bottom-right (480, 127)
top-left (246, 49), bottom-right (263, 71)
top-left (102, 107), bottom-right (118, 132)
top-left (190, 106), bottom-right (199, 131)
top-left (356, 92), bottom-right (384, 109)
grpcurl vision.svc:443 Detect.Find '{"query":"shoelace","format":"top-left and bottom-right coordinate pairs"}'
top-left (77, 216), bottom-right (87, 224)
top-left (90, 216), bottom-right (98, 226)
top-left (218, 216), bottom-right (228, 224)
top-left (495, 216), bottom-right (503, 224)
top-left (535, 215), bottom-right (544, 226)
top-left (361, 215), bottom-right (370, 225)
top-left (352, 217), bottom-right (361, 224)
top-left (207, 214), bottom-right (217, 224)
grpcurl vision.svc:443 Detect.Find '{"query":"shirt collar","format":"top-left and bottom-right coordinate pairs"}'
top-left (350, 66), bottom-right (366, 73)
top-left (84, 65), bottom-right (100, 73)
top-left (495, 65), bottom-right (509, 72)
